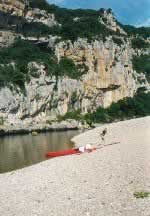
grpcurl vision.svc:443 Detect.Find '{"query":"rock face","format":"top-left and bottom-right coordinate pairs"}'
top-left (55, 38), bottom-right (138, 110)
top-left (0, 38), bottom-right (147, 126)
top-left (0, 0), bottom-right (26, 16)
top-left (0, 2), bottom-right (149, 129)
top-left (0, 0), bottom-right (58, 28)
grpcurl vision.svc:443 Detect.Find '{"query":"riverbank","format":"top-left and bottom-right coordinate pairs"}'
top-left (0, 119), bottom-right (80, 136)
top-left (0, 116), bottom-right (150, 216)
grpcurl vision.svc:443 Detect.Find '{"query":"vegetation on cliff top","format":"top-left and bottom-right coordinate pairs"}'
top-left (29, 0), bottom-right (107, 24)
top-left (122, 25), bottom-right (150, 39)
top-left (27, 0), bottom-right (123, 41)
top-left (0, 0), bottom-right (150, 43)
top-left (28, 0), bottom-right (150, 40)
top-left (0, 9), bottom-right (122, 42)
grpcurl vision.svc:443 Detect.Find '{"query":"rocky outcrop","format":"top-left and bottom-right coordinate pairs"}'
top-left (0, 0), bottom-right (26, 16)
top-left (0, 0), bottom-right (58, 27)
top-left (25, 8), bottom-right (58, 27)
top-left (0, 30), bottom-right (16, 47)
top-left (99, 11), bottom-right (126, 35)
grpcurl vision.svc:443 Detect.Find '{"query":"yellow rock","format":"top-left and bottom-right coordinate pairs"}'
top-left (0, 0), bottom-right (27, 16)
top-left (32, 131), bottom-right (38, 136)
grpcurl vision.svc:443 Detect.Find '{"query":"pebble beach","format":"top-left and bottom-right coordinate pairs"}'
top-left (0, 116), bottom-right (150, 216)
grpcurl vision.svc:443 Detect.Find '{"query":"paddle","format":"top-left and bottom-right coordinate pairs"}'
top-left (96, 142), bottom-right (120, 149)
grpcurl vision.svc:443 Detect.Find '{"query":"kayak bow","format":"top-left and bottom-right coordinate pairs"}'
top-left (46, 148), bottom-right (80, 158)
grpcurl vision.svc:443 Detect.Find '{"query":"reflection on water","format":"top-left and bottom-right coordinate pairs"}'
top-left (0, 130), bottom-right (79, 173)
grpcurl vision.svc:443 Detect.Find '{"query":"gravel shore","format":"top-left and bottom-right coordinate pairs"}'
top-left (0, 117), bottom-right (150, 216)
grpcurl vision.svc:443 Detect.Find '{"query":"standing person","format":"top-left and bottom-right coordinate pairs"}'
top-left (100, 128), bottom-right (107, 145)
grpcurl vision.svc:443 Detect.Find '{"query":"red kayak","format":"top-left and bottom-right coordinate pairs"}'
top-left (46, 148), bottom-right (80, 158)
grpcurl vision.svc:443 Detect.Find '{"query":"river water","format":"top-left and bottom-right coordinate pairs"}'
top-left (0, 130), bottom-right (80, 173)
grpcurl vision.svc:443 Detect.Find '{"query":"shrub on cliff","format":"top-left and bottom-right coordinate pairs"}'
top-left (0, 65), bottom-right (25, 89)
top-left (112, 37), bottom-right (123, 46)
top-left (20, 22), bottom-right (59, 37)
top-left (132, 55), bottom-right (150, 81)
top-left (58, 110), bottom-right (83, 121)
top-left (131, 38), bottom-right (149, 49)
top-left (58, 57), bottom-right (86, 79)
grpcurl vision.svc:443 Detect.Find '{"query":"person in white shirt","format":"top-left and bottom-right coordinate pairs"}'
top-left (79, 144), bottom-right (94, 153)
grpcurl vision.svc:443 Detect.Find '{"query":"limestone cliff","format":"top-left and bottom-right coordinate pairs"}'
top-left (55, 38), bottom-right (137, 110)
top-left (0, 1), bottom-right (149, 129)
top-left (0, 37), bottom-right (148, 127)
